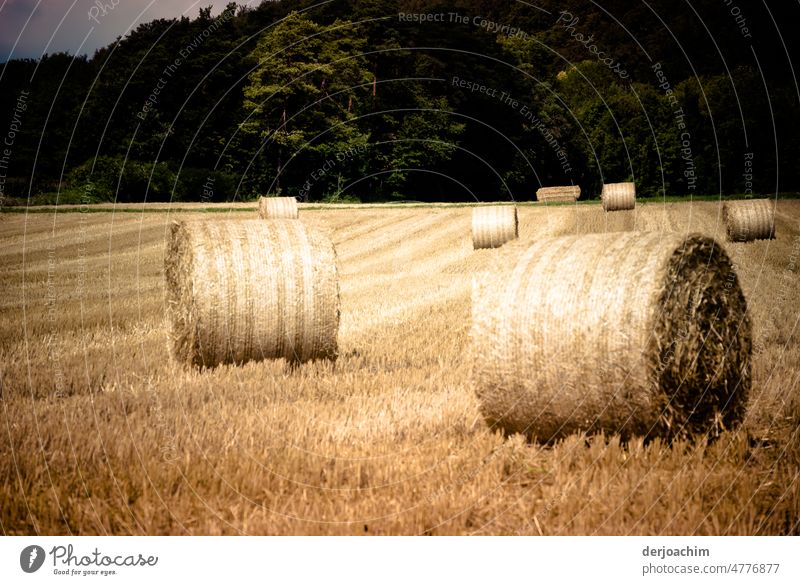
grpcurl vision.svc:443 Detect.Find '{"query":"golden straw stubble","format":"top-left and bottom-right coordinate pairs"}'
top-left (472, 205), bottom-right (519, 249)
top-left (165, 220), bottom-right (339, 368)
top-left (471, 231), bottom-right (751, 442)
top-left (723, 199), bottom-right (776, 242)
top-left (601, 182), bottom-right (636, 212)
top-left (259, 196), bottom-right (299, 219)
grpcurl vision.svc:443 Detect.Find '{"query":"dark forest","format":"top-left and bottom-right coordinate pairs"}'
top-left (1, 0), bottom-right (798, 204)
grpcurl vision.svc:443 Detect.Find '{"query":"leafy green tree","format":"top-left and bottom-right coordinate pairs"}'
top-left (242, 12), bottom-right (373, 199)
top-left (68, 155), bottom-right (177, 202)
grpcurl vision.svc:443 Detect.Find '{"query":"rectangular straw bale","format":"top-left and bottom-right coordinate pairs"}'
top-left (537, 185), bottom-right (580, 203)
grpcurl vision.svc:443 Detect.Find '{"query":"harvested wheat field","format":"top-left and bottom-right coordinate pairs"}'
top-left (1, 200), bottom-right (799, 535)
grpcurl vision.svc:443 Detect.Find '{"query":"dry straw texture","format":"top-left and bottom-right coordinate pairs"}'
top-left (537, 185), bottom-right (581, 203)
top-left (471, 231), bottom-right (751, 442)
top-left (4, 202), bottom-right (800, 535)
top-left (602, 182), bottom-right (636, 211)
top-left (723, 199), bottom-right (776, 242)
top-left (472, 205), bottom-right (519, 249)
top-left (259, 196), bottom-right (299, 219)
top-left (165, 220), bottom-right (339, 368)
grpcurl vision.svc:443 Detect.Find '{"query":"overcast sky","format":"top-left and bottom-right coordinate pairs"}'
top-left (0, 0), bottom-right (246, 60)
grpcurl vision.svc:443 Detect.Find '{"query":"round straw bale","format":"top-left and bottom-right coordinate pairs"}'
top-left (259, 196), bottom-right (299, 219)
top-left (165, 220), bottom-right (339, 368)
top-left (537, 185), bottom-right (581, 203)
top-left (723, 199), bottom-right (775, 242)
top-left (601, 182), bottom-right (636, 211)
top-left (472, 205), bottom-right (519, 249)
top-left (471, 231), bottom-right (751, 442)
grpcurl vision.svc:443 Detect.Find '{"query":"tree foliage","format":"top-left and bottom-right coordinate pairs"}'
top-left (1, 0), bottom-right (798, 203)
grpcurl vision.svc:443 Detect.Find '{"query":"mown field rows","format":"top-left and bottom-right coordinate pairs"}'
top-left (1, 201), bottom-right (798, 535)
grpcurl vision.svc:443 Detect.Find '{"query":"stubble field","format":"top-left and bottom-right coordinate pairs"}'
top-left (1, 200), bottom-right (798, 535)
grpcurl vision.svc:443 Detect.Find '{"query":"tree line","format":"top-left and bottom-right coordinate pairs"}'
top-left (1, 0), bottom-right (798, 204)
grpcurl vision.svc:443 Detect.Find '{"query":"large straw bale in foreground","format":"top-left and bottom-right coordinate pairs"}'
top-left (537, 185), bottom-right (580, 203)
top-left (471, 232), bottom-right (751, 442)
top-left (472, 206), bottom-right (519, 249)
top-left (723, 199), bottom-right (775, 242)
top-left (259, 196), bottom-right (299, 219)
top-left (601, 182), bottom-right (636, 211)
top-left (166, 220), bottom-right (339, 368)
